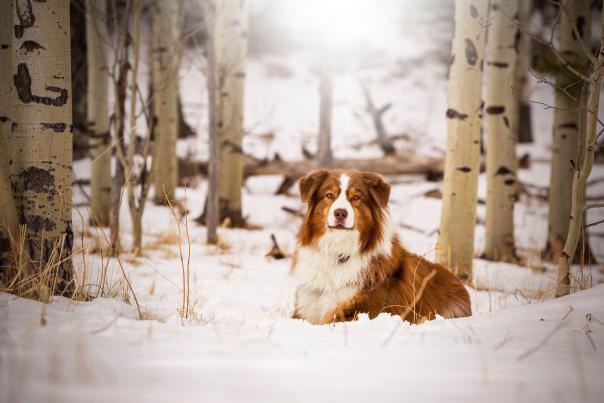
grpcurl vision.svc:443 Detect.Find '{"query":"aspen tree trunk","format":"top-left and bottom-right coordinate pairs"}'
top-left (0, 0), bottom-right (12, 143)
top-left (151, 0), bottom-right (180, 205)
top-left (0, 0), bottom-right (16, 261)
top-left (11, 0), bottom-right (73, 290)
top-left (317, 65), bottom-right (333, 167)
top-left (546, 0), bottom-right (592, 262)
top-left (215, 0), bottom-right (248, 227)
top-left (515, 0), bottom-right (533, 144)
top-left (109, 0), bottom-right (129, 255)
top-left (556, 6), bottom-right (604, 297)
top-left (86, 0), bottom-right (111, 226)
top-left (205, 0), bottom-right (220, 244)
top-left (484, 0), bottom-right (519, 262)
top-left (436, 0), bottom-right (488, 280)
top-left (125, 0), bottom-right (145, 254)
top-left (0, 126), bottom-right (20, 264)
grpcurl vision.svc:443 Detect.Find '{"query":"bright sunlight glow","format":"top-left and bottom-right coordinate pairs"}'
top-left (278, 0), bottom-right (394, 48)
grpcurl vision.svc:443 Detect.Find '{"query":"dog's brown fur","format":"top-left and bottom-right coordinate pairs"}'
top-left (292, 169), bottom-right (471, 324)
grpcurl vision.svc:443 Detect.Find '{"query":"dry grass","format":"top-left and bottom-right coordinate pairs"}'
top-left (145, 230), bottom-right (180, 249)
top-left (138, 309), bottom-right (169, 322)
top-left (0, 214), bottom-right (149, 321)
top-left (0, 225), bottom-right (82, 303)
top-left (206, 235), bottom-right (231, 255)
top-left (144, 230), bottom-right (180, 258)
top-left (164, 188), bottom-right (193, 320)
top-left (178, 296), bottom-right (216, 326)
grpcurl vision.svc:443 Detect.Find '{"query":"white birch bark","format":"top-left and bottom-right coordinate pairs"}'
top-left (151, 0), bottom-right (180, 205)
top-left (317, 65), bottom-right (333, 167)
top-left (484, 0), bottom-right (519, 262)
top-left (546, 0), bottom-right (592, 261)
top-left (436, 0), bottom-right (488, 280)
top-left (215, 0), bottom-right (248, 227)
top-left (86, 0), bottom-right (111, 226)
top-left (11, 0), bottom-right (73, 289)
top-left (556, 4), bottom-right (604, 297)
top-left (125, 0), bottom-right (145, 253)
top-left (204, 0), bottom-right (220, 244)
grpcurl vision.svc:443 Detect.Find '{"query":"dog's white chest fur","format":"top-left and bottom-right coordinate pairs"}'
top-left (293, 231), bottom-right (369, 324)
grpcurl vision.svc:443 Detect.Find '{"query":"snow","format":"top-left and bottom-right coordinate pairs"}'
top-left (3, 163), bottom-right (603, 401)
top-left (2, 281), bottom-right (604, 403)
top-left (3, 2), bottom-right (604, 402)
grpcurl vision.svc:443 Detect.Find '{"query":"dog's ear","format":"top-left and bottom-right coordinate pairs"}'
top-left (363, 172), bottom-right (391, 208)
top-left (299, 170), bottom-right (328, 203)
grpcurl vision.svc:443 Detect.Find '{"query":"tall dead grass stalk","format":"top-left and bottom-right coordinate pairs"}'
top-left (164, 186), bottom-right (192, 319)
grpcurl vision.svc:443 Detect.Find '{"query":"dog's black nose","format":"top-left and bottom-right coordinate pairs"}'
top-left (334, 208), bottom-right (348, 220)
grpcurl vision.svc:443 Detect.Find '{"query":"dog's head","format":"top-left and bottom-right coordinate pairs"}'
top-left (297, 169), bottom-right (391, 253)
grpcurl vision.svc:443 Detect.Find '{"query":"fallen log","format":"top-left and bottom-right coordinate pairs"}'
top-left (178, 153), bottom-right (446, 187)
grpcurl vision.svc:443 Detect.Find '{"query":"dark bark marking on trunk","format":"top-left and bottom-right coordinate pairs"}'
top-left (503, 116), bottom-right (509, 128)
top-left (514, 29), bottom-right (521, 53)
top-left (465, 38), bottom-right (478, 65)
top-left (25, 214), bottom-right (56, 232)
top-left (41, 123), bottom-right (67, 132)
top-left (64, 220), bottom-right (73, 252)
top-left (470, 4), bottom-right (478, 18)
top-left (1, 44), bottom-right (9, 49)
top-left (223, 139), bottom-right (244, 154)
top-left (504, 178), bottom-right (515, 186)
top-left (19, 166), bottom-right (55, 193)
top-left (495, 166), bottom-right (513, 176)
top-left (20, 40), bottom-right (45, 53)
top-left (486, 105), bottom-right (505, 114)
top-left (487, 61), bottom-right (509, 68)
top-left (14, 0), bottom-right (35, 39)
top-left (446, 108), bottom-right (468, 120)
top-left (558, 122), bottom-right (577, 129)
top-left (456, 166), bottom-right (472, 173)
top-left (14, 63), bottom-right (69, 106)
top-left (89, 130), bottom-right (111, 145)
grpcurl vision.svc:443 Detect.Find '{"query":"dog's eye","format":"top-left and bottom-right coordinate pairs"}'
top-left (351, 194), bottom-right (361, 202)
top-left (326, 193), bottom-right (336, 200)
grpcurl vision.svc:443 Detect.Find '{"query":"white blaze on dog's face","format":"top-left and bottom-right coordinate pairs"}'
top-left (327, 174), bottom-right (354, 230)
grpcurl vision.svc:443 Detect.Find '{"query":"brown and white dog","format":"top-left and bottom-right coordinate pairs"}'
top-left (291, 169), bottom-right (471, 325)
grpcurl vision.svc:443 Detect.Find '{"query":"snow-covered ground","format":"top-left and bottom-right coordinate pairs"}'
top-left (2, 256), bottom-right (604, 403)
top-left (2, 2), bottom-right (604, 402)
